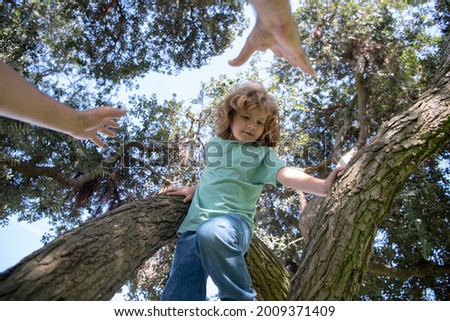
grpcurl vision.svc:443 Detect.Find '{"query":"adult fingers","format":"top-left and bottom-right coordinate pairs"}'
top-left (99, 106), bottom-right (127, 119)
top-left (270, 44), bottom-right (283, 58)
top-left (228, 36), bottom-right (257, 67)
top-left (279, 42), bottom-right (316, 75)
top-left (291, 51), bottom-right (316, 76)
top-left (91, 135), bottom-right (107, 148)
top-left (102, 119), bottom-right (120, 128)
top-left (99, 126), bottom-right (117, 137)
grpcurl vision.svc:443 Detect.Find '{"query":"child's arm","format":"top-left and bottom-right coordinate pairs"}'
top-left (276, 166), bottom-right (344, 197)
top-left (161, 185), bottom-right (198, 203)
top-left (0, 61), bottom-right (126, 147)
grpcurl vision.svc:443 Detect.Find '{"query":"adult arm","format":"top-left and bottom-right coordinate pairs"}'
top-left (0, 61), bottom-right (126, 147)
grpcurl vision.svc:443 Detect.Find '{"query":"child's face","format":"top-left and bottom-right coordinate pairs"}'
top-left (230, 109), bottom-right (268, 143)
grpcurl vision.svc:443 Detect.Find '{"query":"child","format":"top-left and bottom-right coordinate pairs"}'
top-left (161, 81), bottom-right (343, 301)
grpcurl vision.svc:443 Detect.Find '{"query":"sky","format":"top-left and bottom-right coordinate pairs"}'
top-left (0, 1), bottom-right (301, 300)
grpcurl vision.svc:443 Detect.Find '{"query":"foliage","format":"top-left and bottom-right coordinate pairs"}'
top-left (1, 0), bottom-right (448, 301)
top-left (0, 0), bottom-right (245, 231)
top-left (0, 0), bottom-right (247, 86)
top-left (361, 154), bottom-right (450, 300)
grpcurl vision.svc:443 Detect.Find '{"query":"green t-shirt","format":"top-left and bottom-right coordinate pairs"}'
top-left (178, 136), bottom-right (286, 233)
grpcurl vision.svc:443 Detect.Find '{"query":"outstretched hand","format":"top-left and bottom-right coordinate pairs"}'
top-left (0, 62), bottom-right (126, 148)
top-left (228, 0), bottom-right (315, 76)
top-left (69, 106), bottom-right (126, 148)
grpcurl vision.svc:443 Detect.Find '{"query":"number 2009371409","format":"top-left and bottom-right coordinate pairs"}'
top-left (255, 305), bottom-right (335, 317)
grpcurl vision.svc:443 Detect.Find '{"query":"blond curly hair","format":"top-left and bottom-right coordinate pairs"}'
top-left (215, 81), bottom-right (280, 147)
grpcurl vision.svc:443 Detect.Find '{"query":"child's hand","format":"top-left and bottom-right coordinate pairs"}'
top-left (323, 166), bottom-right (345, 193)
top-left (160, 186), bottom-right (197, 203)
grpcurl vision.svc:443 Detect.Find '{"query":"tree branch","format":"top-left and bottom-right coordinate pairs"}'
top-left (1, 153), bottom-right (95, 188)
top-left (355, 58), bottom-right (369, 148)
top-left (367, 261), bottom-right (450, 281)
top-left (0, 194), bottom-right (292, 301)
top-left (332, 109), bottom-right (352, 162)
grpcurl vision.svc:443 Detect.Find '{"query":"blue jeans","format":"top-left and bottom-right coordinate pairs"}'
top-left (161, 214), bottom-right (256, 301)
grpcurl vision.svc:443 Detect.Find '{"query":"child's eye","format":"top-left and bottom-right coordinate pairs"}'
top-left (241, 115), bottom-right (250, 120)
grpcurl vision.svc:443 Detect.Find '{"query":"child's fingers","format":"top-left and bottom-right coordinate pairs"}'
top-left (335, 166), bottom-right (345, 175)
top-left (165, 188), bottom-right (185, 196)
top-left (183, 194), bottom-right (194, 203)
top-left (159, 187), bottom-right (177, 194)
top-left (166, 190), bottom-right (180, 195)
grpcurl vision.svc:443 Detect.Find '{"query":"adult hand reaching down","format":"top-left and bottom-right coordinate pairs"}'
top-left (228, 0), bottom-right (315, 76)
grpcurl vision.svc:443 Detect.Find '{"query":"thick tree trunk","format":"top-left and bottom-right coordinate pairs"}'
top-left (0, 196), bottom-right (187, 300)
top-left (0, 195), bottom-right (291, 300)
top-left (288, 37), bottom-right (450, 300)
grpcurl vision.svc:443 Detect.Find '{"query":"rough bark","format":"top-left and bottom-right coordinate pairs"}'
top-left (367, 261), bottom-right (450, 281)
top-left (288, 37), bottom-right (450, 300)
top-left (0, 195), bottom-right (290, 301)
top-left (0, 195), bottom-right (188, 300)
top-left (246, 237), bottom-right (291, 301)
top-left (1, 188), bottom-right (447, 301)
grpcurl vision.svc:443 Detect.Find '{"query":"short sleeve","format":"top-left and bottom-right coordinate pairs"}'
top-left (252, 148), bottom-right (285, 187)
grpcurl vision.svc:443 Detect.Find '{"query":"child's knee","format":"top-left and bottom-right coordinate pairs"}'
top-left (197, 221), bottom-right (223, 245)
top-left (196, 217), bottom-right (236, 250)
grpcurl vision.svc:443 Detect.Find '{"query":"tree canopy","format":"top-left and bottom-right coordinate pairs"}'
top-left (0, 0), bottom-right (449, 300)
